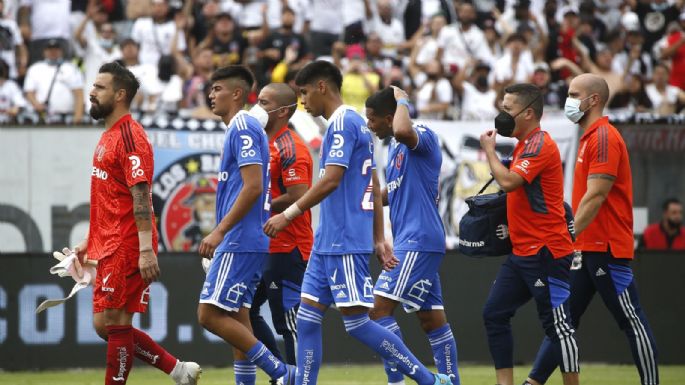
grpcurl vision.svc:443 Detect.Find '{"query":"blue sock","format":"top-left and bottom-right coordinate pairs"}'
top-left (296, 303), bottom-right (324, 385)
top-left (246, 341), bottom-right (287, 380)
top-left (428, 323), bottom-right (460, 385)
top-left (343, 313), bottom-right (434, 385)
top-left (234, 360), bottom-right (256, 385)
top-left (376, 316), bottom-right (405, 384)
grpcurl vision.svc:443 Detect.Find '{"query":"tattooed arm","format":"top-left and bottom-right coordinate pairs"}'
top-left (130, 182), bottom-right (160, 283)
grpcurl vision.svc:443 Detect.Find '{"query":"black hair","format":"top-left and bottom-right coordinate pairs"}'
top-left (365, 88), bottom-right (397, 117)
top-left (0, 58), bottom-right (8, 79)
top-left (294, 60), bottom-right (343, 91)
top-left (504, 83), bottom-right (543, 119)
top-left (210, 65), bottom-right (255, 102)
top-left (98, 61), bottom-right (140, 106)
top-left (663, 198), bottom-right (682, 211)
top-left (158, 55), bottom-right (176, 82)
top-left (506, 32), bottom-right (527, 45)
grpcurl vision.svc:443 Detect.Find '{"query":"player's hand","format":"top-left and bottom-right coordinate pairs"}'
top-left (264, 213), bottom-right (291, 238)
top-left (199, 229), bottom-right (223, 258)
top-left (375, 241), bottom-right (398, 271)
top-left (390, 85), bottom-right (409, 101)
top-left (480, 129), bottom-right (497, 152)
top-left (139, 250), bottom-right (160, 284)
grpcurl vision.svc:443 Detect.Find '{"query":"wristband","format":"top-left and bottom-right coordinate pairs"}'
top-left (138, 230), bottom-right (153, 252)
top-left (397, 98), bottom-right (410, 108)
top-left (283, 203), bottom-right (303, 221)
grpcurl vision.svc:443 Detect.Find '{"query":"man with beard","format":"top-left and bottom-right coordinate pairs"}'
top-left (65, 62), bottom-right (201, 385)
top-left (641, 198), bottom-right (685, 250)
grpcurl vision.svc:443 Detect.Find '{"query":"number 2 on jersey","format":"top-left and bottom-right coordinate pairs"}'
top-left (361, 158), bottom-right (373, 211)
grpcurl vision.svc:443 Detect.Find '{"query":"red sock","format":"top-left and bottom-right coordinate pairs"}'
top-left (105, 325), bottom-right (134, 385)
top-left (132, 328), bottom-right (177, 374)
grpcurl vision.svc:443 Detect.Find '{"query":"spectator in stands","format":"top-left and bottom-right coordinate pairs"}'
top-left (437, 2), bottom-right (494, 76)
top-left (365, 0), bottom-right (406, 58)
top-left (131, 0), bottom-right (186, 67)
top-left (493, 33), bottom-right (534, 92)
top-left (259, 6), bottom-right (309, 86)
top-left (150, 54), bottom-right (184, 115)
top-left (340, 44), bottom-right (379, 113)
top-left (658, 15), bottom-right (685, 91)
top-left (640, 198), bottom-right (685, 250)
top-left (118, 38), bottom-right (159, 113)
top-left (608, 73), bottom-right (653, 113)
top-left (182, 47), bottom-right (213, 110)
top-left (0, 0), bottom-right (26, 79)
top-left (612, 16), bottom-right (652, 80)
top-left (309, 0), bottom-right (342, 58)
top-left (482, 18), bottom-right (503, 60)
top-left (413, 13), bottom-right (447, 68)
top-left (645, 63), bottom-right (685, 115)
top-left (631, 0), bottom-right (682, 53)
top-left (0, 58), bottom-right (26, 123)
top-left (23, 39), bottom-right (83, 123)
top-left (530, 62), bottom-right (564, 109)
top-left (18, 0), bottom-right (71, 65)
top-left (197, 10), bottom-right (247, 68)
top-left (574, 43), bottom-right (624, 103)
top-left (75, 7), bottom-right (121, 111)
top-left (363, 32), bottom-right (393, 82)
top-left (411, 59), bottom-right (452, 120)
top-left (452, 59), bottom-right (497, 121)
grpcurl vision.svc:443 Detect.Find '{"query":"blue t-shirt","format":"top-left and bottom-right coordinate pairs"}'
top-left (385, 123), bottom-right (445, 253)
top-left (215, 111), bottom-right (270, 253)
top-left (313, 105), bottom-right (375, 255)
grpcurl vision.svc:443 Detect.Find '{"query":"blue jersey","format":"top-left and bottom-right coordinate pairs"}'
top-left (385, 124), bottom-right (445, 253)
top-left (313, 105), bottom-right (375, 254)
top-left (215, 111), bottom-right (270, 253)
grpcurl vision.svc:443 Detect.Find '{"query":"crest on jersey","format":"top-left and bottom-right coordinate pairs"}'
top-left (95, 145), bottom-right (106, 162)
top-left (152, 153), bottom-right (220, 252)
top-left (395, 152), bottom-right (404, 169)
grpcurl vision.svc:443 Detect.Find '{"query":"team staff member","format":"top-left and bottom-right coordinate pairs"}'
top-left (69, 62), bottom-right (200, 385)
top-left (529, 74), bottom-right (659, 385)
top-left (480, 84), bottom-right (579, 385)
top-left (250, 82), bottom-right (313, 365)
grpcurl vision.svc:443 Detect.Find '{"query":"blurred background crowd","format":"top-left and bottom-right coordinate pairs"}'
top-left (0, 0), bottom-right (684, 124)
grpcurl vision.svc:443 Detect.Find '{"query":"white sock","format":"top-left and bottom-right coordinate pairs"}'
top-left (169, 360), bottom-right (182, 378)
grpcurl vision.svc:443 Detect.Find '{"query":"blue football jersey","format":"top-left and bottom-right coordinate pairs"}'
top-left (385, 123), bottom-right (445, 253)
top-left (313, 105), bottom-right (375, 254)
top-left (215, 111), bottom-right (270, 253)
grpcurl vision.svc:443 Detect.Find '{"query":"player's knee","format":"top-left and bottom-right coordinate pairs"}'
top-left (417, 311), bottom-right (446, 333)
top-left (482, 302), bottom-right (507, 328)
top-left (93, 319), bottom-right (108, 340)
top-left (368, 306), bottom-right (388, 320)
top-left (197, 304), bottom-right (216, 330)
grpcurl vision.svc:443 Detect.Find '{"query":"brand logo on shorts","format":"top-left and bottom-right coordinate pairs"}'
top-left (103, 273), bottom-right (112, 285)
top-left (330, 269), bottom-right (338, 283)
top-left (534, 279), bottom-right (545, 287)
top-left (379, 282), bottom-right (390, 290)
top-left (336, 291), bottom-right (347, 299)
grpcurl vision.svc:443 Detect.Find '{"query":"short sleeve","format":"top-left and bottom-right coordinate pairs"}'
top-left (22, 65), bottom-right (37, 92)
top-left (324, 116), bottom-right (357, 168)
top-left (410, 124), bottom-right (438, 155)
top-left (118, 126), bottom-right (154, 187)
top-left (231, 118), bottom-right (265, 168)
top-left (587, 126), bottom-right (620, 177)
top-left (510, 132), bottom-right (551, 184)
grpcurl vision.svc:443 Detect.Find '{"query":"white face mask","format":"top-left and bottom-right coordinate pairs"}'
top-left (564, 95), bottom-right (593, 124)
top-left (248, 103), bottom-right (298, 128)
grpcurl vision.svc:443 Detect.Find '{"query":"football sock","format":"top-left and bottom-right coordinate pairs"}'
top-left (132, 328), bottom-right (177, 374)
top-left (105, 325), bottom-right (134, 385)
top-left (343, 313), bottom-right (434, 385)
top-left (246, 341), bottom-right (287, 379)
top-left (234, 360), bottom-right (257, 385)
top-left (295, 303), bottom-right (324, 385)
top-left (427, 324), bottom-right (460, 384)
top-left (375, 316), bottom-right (405, 384)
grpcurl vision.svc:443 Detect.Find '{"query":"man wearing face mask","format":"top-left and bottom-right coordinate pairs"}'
top-left (197, 66), bottom-right (297, 385)
top-left (480, 83), bottom-right (579, 385)
top-left (249, 83), bottom-right (313, 366)
top-left (528, 74), bottom-right (659, 385)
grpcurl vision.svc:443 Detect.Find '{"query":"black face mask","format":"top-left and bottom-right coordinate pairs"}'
top-left (494, 94), bottom-right (540, 137)
top-left (476, 75), bottom-right (488, 89)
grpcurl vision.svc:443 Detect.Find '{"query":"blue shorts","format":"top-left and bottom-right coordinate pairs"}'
top-left (199, 251), bottom-right (266, 312)
top-left (301, 252), bottom-right (374, 308)
top-left (373, 251), bottom-right (445, 313)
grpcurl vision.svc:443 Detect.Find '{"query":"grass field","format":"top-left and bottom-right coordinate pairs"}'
top-left (2, 364), bottom-right (684, 385)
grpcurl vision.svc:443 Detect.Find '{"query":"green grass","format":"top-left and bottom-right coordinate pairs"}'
top-left (2, 364), bottom-right (684, 385)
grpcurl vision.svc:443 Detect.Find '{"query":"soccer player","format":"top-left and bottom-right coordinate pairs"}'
top-left (479, 84), bottom-right (579, 385)
top-left (197, 66), bottom-right (296, 385)
top-left (68, 62), bottom-right (201, 385)
top-left (528, 74), bottom-right (659, 385)
top-left (252, 83), bottom-right (313, 365)
top-left (365, 87), bottom-right (461, 385)
top-left (263, 60), bottom-right (452, 385)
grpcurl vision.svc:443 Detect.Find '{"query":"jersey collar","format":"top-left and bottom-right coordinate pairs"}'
top-left (580, 116), bottom-right (610, 141)
top-left (108, 113), bottom-right (131, 130)
top-left (226, 110), bottom-right (248, 130)
top-left (270, 125), bottom-right (290, 144)
top-left (326, 104), bottom-right (355, 127)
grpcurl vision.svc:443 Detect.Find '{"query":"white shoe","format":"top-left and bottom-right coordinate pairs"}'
top-left (171, 361), bottom-right (202, 385)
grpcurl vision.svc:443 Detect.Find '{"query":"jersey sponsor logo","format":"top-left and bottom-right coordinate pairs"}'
top-left (288, 168), bottom-right (296, 177)
top-left (380, 340), bottom-right (419, 375)
top-left (240, 135), bottom-right (256, 158)
top-left (515, 159), bottom-right (530, 174)
top-left (329, 134), bottom-right (344, 158)
top-left (330, 283), bottom-right (347, 291)
top-left (386, 175), bottom-right (404, 194)
top-left (92, 166), bottom-right (108, 180)
top-left (128, 155), bottom-right (145, 178)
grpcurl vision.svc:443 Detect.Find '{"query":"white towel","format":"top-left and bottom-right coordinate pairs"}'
top-left (35, 251), bottom-right (97, 314)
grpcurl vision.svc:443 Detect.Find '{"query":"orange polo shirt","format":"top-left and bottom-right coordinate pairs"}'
top-left (573, 116), bottom-right (634, 258)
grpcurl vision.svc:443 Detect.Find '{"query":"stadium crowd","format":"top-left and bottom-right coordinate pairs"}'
top-left (0, 0), bottom-right (684, 124)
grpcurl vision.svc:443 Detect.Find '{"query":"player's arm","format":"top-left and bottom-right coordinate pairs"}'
top-left (264, 164), bottom-right (344, 237)
top-left (480, 130), bottom-right (525, 192)
top-left (382, 186), bottom-right (388, 206)
top-left (130, 182), bottom-right (160, 283)
top-left (199, 164), bottom-right (263, 257)
top-left (270, 183), bottom-right (309, 213)
top-left (391, 86), bottom-right (419, 149)
top-left (373, 170), bottom-right (398, 270)
top-left (574, 174), bottom-right (615, 235)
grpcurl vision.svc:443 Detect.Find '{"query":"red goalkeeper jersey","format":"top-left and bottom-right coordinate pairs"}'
top-left (88, 114), bottom-right (158, 260)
